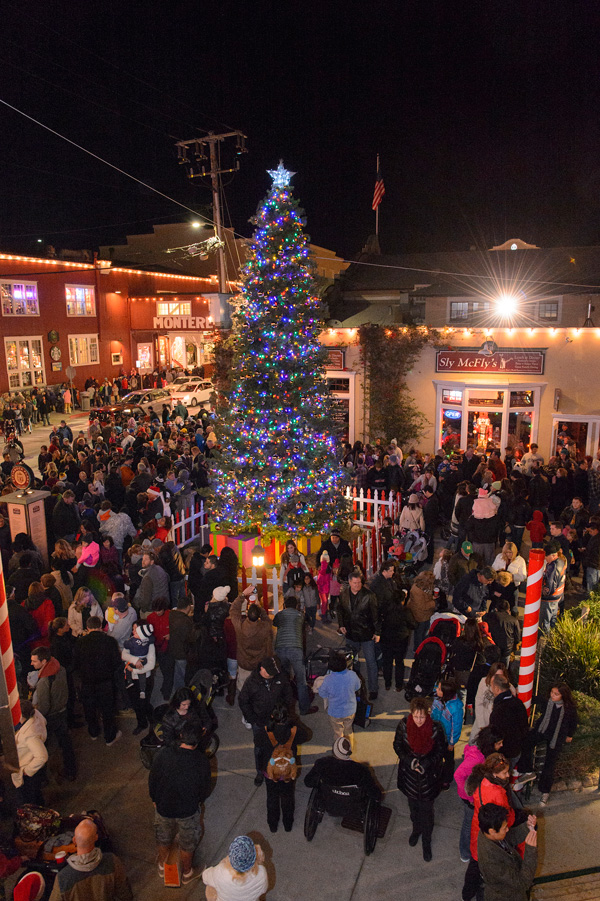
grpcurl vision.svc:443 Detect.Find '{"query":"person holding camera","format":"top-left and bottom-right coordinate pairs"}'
top-left (230, 586), bottom-right (274, 721)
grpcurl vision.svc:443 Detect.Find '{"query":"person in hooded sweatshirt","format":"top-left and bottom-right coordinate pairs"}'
top-left (526, 509), bottom-right (547, 549)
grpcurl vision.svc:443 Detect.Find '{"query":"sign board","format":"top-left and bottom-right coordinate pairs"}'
top-left (330, 397), bottom-right (350, 443)
top-left (325, 348), bottom-right (345, 370)
top-left (152, 316), bottom-right (208, 330)
top-left (5, 489), bottom-right (51, 568)
top-left (66, 366), bottom-right (76, 379)
top-left (436, 348), bottom-right (545, 375)
top-left (10, 464), bottom-right (33, 492)
top-left (52, 362), bottom-right (62, 371)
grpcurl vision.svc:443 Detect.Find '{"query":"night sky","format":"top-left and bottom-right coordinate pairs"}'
top-left (2, 2), bottom-right (600, 260)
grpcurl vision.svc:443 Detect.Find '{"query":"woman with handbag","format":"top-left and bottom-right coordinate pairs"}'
top-left (393, 696), bottom-right (446, 861)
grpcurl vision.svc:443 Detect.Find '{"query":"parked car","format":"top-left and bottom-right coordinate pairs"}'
top-left (169, 375), bottom-right (204, 391)
top-left (169, 380), bottom-right (214, 408)
top-left (89, 403), bottom-right (146, 425)
top-left (119, 388), bottom-right (174, 413)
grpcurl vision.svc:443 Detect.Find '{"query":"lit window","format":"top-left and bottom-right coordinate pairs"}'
top-left (66, 285), bottom-right (96, 316)
top-left (1, 282), bottom-right (39, 316)
top-left (156, 301), bottom-right (192, 316)
top-left (4, 336), bottom-right (45, 388)
top-left (449, 300), bottom-right (490, 322)
top-left (68, 334), bottom-right (99, 366)
top-left (538, 301), bottom-right (559, 322)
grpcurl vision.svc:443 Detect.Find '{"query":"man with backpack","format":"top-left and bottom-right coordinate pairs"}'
top-left (239, 657), bottom-right (293, 786)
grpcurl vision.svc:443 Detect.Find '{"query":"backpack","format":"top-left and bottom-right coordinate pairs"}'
top-left (266, 727), bottom-right (297, 782)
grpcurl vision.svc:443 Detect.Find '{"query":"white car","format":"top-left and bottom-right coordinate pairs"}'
top-left (170, 380), bottom-right (214, 408)
top-left (169, 375), bottom-right (204, 390)
top-left (119, 388), bottom-right (174, 413)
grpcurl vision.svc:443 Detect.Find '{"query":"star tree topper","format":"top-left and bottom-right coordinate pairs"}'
top-left (267, 160), bottom-right (296, 188)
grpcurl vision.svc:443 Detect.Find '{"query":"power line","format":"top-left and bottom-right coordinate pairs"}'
top-left (0, 96), bottom-right (212, 227)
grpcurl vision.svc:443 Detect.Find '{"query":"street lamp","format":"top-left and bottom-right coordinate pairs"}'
top-left (252, 544), bottom-right (265, 568)
top-left (495, 294), bottom-right (519, 317)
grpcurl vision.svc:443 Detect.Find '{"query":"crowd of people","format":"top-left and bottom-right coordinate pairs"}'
top-left (0, 408), bottom-right (588, 900)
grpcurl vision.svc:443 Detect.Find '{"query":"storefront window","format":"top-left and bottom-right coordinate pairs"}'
top-left (508, 411), bottom-right (532, 449)
top-left (442, 388), bottom-right (463, 405)
top-left (157, 336), bottom-right (169, 367)
top-left (4, 336), bottom-right (45, 388)
top-left (510, 390), bottom-right (534, 407)
top-left (468, 410), bottom-right (502, 448)
top-left (468, 390), bottom-right (504, 407)
top-left (441, 408), bottom-right (462, 451)
top-left (555, 421), bottom-right (587, 458)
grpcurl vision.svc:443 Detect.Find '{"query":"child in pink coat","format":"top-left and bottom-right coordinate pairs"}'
top-left (316, 551), bottom-right (332, 621)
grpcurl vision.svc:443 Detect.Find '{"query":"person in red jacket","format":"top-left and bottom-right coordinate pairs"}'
top-left (526, 509), bottom-right (547, 548)
top-left (462, 752), bottom-right (530, 901)
top-left (22, 581), bottom-right (55, 646)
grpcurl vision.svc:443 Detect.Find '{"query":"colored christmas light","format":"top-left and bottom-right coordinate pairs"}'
top-left (209, 165), bottom-right (349, 539)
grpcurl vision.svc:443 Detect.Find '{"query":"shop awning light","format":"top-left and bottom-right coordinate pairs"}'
top-left (495, 294), bottom-right (519, 316)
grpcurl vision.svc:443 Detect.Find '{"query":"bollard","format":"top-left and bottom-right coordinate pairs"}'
top-left (517, 548), bottom-right (546, 715)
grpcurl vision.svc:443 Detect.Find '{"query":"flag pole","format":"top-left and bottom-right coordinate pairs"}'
top-left (375, 153), bottom-right (380, 237)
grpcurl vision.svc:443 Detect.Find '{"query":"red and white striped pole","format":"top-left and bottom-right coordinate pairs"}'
top-left (0, 551), bottom-right (21, 767)
top-left (517, 548), bottom-right (545, 715)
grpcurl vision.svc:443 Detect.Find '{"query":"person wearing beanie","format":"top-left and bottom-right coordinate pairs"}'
top-left (202, 835), bottom-right (267, 901)
top-left (239, 657), bottom-right (293, 786)
top-left (122, 622), bottom-right (156, 734)
top-left (304, 737), bottom-right (381, 800)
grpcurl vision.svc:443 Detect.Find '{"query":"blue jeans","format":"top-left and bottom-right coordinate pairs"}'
top-left (276, 646), bottom-right (310, 713)
top-left (585, 567), bottom-right (600, 593)
top-left (169, 579), bottom-right (186, 607)
top-left (539, 601), bottom-right (559, 633)
top-left (345, 638), bottom-right (378, 695)
top-left (172, 658), bottom-right (187, 691)
top-left (413, 620), bottom-right (429, 652)
top-left (460, 799), bottom-right (474, 860)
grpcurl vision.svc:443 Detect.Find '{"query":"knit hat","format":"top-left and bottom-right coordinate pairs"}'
top-left (136, 623), bottom-right (154, 641)
top-left (332, 736), bottom-right (353, 759)
top-left (461, 541), bottom-right (473, 555)
top-left (478, 487), bottom-right (489, 498)
top-left (491, 481), bottom-right (502, 491)
top-left (408, 493), bottom-right (419, 504)
top-left (212, 585), bottom-right (231, 601)
top-left (228, 835), bottom-right (256, 873)
top-left (544, 540), bottom-right (561, 555)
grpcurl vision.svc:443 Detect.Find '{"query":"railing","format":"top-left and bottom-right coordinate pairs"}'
top-left (169, 496), bottom-right (209, 548)
top-left (239, 565), bottom-right (281, 614)
top-left (345, 487), bottom-right (402, 530)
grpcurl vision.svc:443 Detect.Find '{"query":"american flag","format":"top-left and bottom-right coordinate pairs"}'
top-left (372, 164), bottom-right (385, 210)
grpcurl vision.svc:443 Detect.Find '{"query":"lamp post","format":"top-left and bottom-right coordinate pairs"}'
top-left (251, 543), bottom-right (268, 612)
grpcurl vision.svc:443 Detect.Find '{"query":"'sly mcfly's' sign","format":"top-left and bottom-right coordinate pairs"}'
top-left (436, 348), bottom-right (545, 375)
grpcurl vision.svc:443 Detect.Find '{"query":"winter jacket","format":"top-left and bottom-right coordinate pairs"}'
top-left (393, 716), bottom-right (446, 801)
top-left (377, 591), bottom-right (415, 644)
top-left (304, 755), bottom-right (381, 800)
top-left (316, 560), bottom-right (332, 595)
top-left (168, 609), bottom-right (194, 661)
top-left (160, 704), bottom-right (213, 746)
top-left (399, 505), bottom-right (425, 532)
top-left (448, 551), bottom-right (478, 587)
top-left (337, 585), bottom-right (380, 642)
top-left (452, 570), bottom-right (491, 615)
top-left (581, 531), bottom-right (600, 569)
top-left (12, 714), bottom-right (49, 788)
top-left (52, 497), bottom-right (81, 538)
top-left (134, 563), bottom-right (169, 613)
top-left (560, 503), bottom-right (589, 535)
top-left (541, 557), bottom-right (567, 603)
top-left (121, 640), bottom-right (156, 678)
top-left (106, 606), bottom-right (138, 649)
top-left (34, 658), bottom-right (69, 717)
top-left (489, 690), bottom-right (529, 759)
top-left (454, 744), bottom-right (485, 801)
top-left (467, 512), bottom-right (499, 545)
top-left (273, 607), bottom-right (305, 649)
top-left (68, 599), bottom-right (104, 637)
top-left (229, 595), bottom-right (273, 671)
top-left (7, 566), bottom-right (39, 603)
top-left (98, 510), bottom-right (138, 550)
top-left (431, 695), bottom-right (464, 744)
top-left (407, 575), bottom-right (436, 624)
top-left (477, 822), bottom-right (537, 901)
top-left (23, 595), bottom-right (55, 645)
top-left (528, 473), bottom-right (551, 510)
top-left (238, 668), bottom-right (293, 727)
top-left (468, 772), bottom-right (517, 860)
top-left (7, 600), bottom-right (38, 654)
top-left (73, 630), bottom-right (122, 686)
top-left (318, 668), bottom-right (361, 718)
top-left (316, 536), bottom-right (352, 566)
top-left (48, 851), bottom-right (132, 901)
top-left (483, 609), bottom-right (521, 655)
top-left (491, 553), bottom-right (527, 587)
top-left (526, 510), bottom-right (547, 542)
top-left (192, 564), bottom-right (231, 621)
top-left (149, 745), bottom-right (211, 819)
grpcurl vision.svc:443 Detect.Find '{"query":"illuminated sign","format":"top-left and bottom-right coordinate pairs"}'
top-left (152, 316), bottom-right (208, 329)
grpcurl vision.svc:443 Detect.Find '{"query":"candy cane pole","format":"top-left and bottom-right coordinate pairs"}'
top-left (517, 548), bottom-right (545, 715)
top-left (0, 551), bottom-right (21, 768)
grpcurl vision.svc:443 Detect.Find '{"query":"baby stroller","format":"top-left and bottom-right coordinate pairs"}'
top-left (306, 645), bottom-right (357, 687)
top-left (428, 616), bottom-right (461, 654)
top-left (404, 636), bottom-right (447, 701)
top-left (401, 530), bottom-right (429, 571)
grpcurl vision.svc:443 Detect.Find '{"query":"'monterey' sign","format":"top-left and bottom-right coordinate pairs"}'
top-left (153, 316), bottom-right (209, 329)
top-left (436, 348), bottom-right (545, 375)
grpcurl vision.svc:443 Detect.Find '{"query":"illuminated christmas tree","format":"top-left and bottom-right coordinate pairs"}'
top-left (210, 162), bottom-right (349, 539)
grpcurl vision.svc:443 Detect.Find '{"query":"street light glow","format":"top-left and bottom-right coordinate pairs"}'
top-left (496, 293), bottom-right (519, 316)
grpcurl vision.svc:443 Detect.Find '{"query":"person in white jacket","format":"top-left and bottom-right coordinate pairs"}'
top-left (399, 494), bottom-right (425, 532)
top-left (12, 700), bottom-right (48, 805)
top-left (68, 587), bottom-right (104, 637)
top-left (491, 541), bottom-right (527, 611)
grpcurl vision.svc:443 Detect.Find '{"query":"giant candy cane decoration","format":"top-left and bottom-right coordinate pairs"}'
top-left (517, 548), bottom-right (545, 715)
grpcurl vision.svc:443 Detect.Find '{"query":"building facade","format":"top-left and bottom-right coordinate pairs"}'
top-left (325, 239), bottom-right (600, 457)
top-left (0, 251), bottom-right (219, 395)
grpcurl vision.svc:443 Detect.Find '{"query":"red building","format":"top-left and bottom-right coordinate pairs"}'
top-left (0, 251), bottom-right (222, 395)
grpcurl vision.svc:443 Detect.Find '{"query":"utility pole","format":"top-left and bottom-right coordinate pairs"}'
top-left (175, 131), bottom-right (248, 294)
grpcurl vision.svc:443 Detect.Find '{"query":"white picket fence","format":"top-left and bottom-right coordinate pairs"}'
top-left (345, 487), bottom-right (402, 530)
top-left (238, 566), bottom-right (282, 614)
top-left (169, 496), bottom-right (210, 548)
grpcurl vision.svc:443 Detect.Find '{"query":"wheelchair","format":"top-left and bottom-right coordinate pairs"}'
top-left (303, 781), bottom-right (381, 855)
